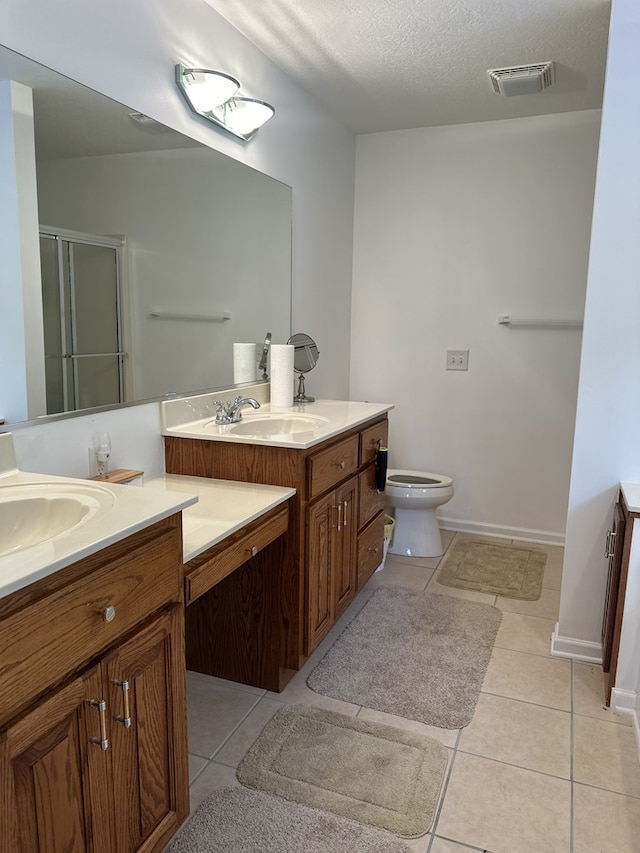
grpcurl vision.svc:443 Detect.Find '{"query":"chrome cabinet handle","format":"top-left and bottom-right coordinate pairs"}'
top-left (102, 605), bottom-right (116, 623)
top-left (249, 545), bottom-right (258, 558)
top-left (336, 502), bottom-right (342, 532)
top-left (113, 679), bottom-right (132, 728)
top-left (88, 699), bottom-right (109, 750)
top-left (604, 530), bottom-right (616, 559)
top-left (334, 459), bottom-right (346, 469)
top-left (342, 499), bottom-right (349, 527)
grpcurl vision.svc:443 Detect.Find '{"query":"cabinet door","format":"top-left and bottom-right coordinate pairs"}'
top-left (602, 500), bottom-right (626, 673)
top-left (0, 666), bottom-right (114, 853)
top-left (104, 608), bottom-right (189, 853)
top-left (307, 492), bottom-right (335, 651)
top-left (334, 477), bottom-right (358, 620)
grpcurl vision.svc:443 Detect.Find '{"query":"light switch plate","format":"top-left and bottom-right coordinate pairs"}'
top-left (446, 349), bottom-right (469, 371)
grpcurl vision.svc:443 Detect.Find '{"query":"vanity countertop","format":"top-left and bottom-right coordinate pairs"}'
top-left (144, 474), bottom-right (296, 563)
top-left (621, 483), bottom-right (640, 513)
top-left (161, 398), bottom-right (393, 450)
top-left (0, 468), bottom-right (197, 601)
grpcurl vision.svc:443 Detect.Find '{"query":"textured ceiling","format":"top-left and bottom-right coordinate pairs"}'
top-left (205, 0), bottom-right (611, 133)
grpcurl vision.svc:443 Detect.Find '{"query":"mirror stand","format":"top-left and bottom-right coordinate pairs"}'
top-left (288, 332), bottom-right (320, 404)
top-left (293, 372), bottom-right (314, 403)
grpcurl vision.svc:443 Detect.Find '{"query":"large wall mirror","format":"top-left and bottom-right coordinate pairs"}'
top-left (0, 45), bottom-right (292, 427)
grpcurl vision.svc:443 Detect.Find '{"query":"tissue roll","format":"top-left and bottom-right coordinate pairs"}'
top-left (233, 343), bottom-right (258, 383)
top-left (270, 344), bottom-right (294, 407)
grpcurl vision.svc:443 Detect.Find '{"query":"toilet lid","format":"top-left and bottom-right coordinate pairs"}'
top-left (387, 471), bottom-right (452, 487)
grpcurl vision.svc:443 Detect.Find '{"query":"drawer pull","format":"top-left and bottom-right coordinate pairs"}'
top-left (113, 679), bottom-right (132, 728)
top-left (368, 546), bottom-right (380, 554)
top-left (335, 460), bottom-right (346, 469)
top-left (250, 545), bottom-right (258, 558)
top-left (604, 530), bottom-right (615, 559)
top-left (89, 699), bottom-right (109, 750)
top-left (336, 502), bottom-right (342, 532)
top-left (342, 499), bottom-right (349, 527)
top-left (102, 605), bottom-right (116, 623)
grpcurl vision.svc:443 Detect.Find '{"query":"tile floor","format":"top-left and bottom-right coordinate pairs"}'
top-left (179, 532), bottom-right (640, 853)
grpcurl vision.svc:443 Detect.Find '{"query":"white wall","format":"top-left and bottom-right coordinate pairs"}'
top-left (0, 80), bottom-right (45, 422)
top-left (350, 111), bottom-right (600, 541)
top-left (555, 0), bottom-right (640, 707)
top-left (2, 0), bottom-right (355, 410)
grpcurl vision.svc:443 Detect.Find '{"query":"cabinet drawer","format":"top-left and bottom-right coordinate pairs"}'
top-left (357, 511), bottom-right (385, 590)
top-left (0, 532), bottom-right (180, 726)
top-left (358, 464), bottom-right (386, 530)
top-left (185, 504), bottom-right (289, 604)
top-left (308, 435), bottom-right (359, 499)
top-left (360, 419), bottom-right (389, 465)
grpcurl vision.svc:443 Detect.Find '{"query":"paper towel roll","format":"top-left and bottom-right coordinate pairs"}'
top-left (270, 344), bottom-right (294, 407)
top-left (233, 343), bottom-right (258, 383)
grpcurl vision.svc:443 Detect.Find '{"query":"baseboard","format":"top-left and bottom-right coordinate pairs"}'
top-left (610, 690), bottom-right (640, 761)
top-left (439, 516), bottom-right (565, 547)
top-left (550, 624), bottom-right (603, 664)
top-left (610, 687), bottom-right (637, 714)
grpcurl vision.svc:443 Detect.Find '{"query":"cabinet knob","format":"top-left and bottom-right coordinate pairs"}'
top-left (335, 459), bottom-right (346, 469)
top-left (250, 545), bottom-right (258, 558)
top-left (102, 605), bottom-right (116, 623)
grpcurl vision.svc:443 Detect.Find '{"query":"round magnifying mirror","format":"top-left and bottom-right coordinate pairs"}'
top-left (287, 333), bottom-right (320, 403)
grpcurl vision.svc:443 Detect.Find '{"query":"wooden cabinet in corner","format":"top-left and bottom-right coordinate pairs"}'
top-left (165, 413), bottom-right (389, 658)
top-left (0, 516), bottom-right (189, 853)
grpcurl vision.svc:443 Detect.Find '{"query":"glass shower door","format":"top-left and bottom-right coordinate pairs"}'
top-left (39, 231), bottom-right (125, 415)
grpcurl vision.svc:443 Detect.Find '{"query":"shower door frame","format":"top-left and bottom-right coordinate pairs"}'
top-left (39, 226), bottom-right (127, 414)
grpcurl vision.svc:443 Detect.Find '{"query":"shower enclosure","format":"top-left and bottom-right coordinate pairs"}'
top-left (39, 228), bottom-right (126, 415)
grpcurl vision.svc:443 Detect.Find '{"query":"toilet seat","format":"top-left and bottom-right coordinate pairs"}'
top-left (386, 469), bottom-right (453, 489)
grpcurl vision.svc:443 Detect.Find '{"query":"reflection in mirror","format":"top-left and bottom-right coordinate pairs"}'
top-left (0, 45), bottom-right (292, 426)
top-left (287, 333), bottom-right (320, 403)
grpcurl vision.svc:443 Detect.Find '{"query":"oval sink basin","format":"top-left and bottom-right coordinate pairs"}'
top-left (224, 414), bottom-right (328, 438)
top-left (0, 482), bottom-right (116, 557)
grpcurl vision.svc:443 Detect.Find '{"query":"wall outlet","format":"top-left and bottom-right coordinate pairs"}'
top-left (446, 349), bottom-right (469, 371)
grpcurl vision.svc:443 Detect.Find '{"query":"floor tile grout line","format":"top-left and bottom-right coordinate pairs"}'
top-left (479, 688), bottom-right (571, 714)
top-left (428, 727), bottom-right (462, 846)
top-left (452, 748), bottom-right (573, 785)
top-left (207, 692), bottom-right (266, 762)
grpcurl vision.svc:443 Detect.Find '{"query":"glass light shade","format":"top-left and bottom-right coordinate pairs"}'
top-left (176, 65), bottom-right (240, 112)
top-left (211, 97), bottom-right (275, 139)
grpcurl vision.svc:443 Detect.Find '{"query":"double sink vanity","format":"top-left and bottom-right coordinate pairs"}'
top-left (0, 392), bottom-right (391, 853)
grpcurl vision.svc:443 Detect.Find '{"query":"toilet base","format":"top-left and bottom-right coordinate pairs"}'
top-left (388, 506), bottom-right (444, 558)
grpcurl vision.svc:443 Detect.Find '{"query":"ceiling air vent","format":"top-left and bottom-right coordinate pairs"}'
top-left (487, 62), bottom-right (555, 96)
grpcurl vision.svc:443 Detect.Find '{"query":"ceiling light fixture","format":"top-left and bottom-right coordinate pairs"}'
top-left (175, 64), bottom-right (275, 141)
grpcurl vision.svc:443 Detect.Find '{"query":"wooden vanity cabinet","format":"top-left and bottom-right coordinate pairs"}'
top-left (165, 415), bottom-right (388, 657)
top-left (0, 516), bottom-right (189, 853)
top-left (183, 502), bottom-right (298, 693)
top-left (602, 491), bottom-right (639, 705)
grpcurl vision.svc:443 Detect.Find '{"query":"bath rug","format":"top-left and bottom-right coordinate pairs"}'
top-left (236, 704), bottom-right (447, 838)
top-left (437, 539), bottom-right (546, 599)
top-left (307, 588), bottom-right (501, 728)
top-left (165, 786), bottom-right (412, 852)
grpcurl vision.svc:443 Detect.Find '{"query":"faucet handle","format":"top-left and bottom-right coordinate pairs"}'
top-left (213, 400), bottom-right (231, 424)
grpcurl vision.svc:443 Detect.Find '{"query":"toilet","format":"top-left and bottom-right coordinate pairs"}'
top-left (385, 469), bottom-right (454, 558)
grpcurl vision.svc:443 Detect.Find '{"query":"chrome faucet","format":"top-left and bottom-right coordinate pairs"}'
top-left (214, 396), bottom-right (261, 424)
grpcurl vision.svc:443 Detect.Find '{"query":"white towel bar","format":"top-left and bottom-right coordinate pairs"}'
top-left (149, 310), bottom-right (231, 322)
top-left (498, 314), bottom-right (583, 329)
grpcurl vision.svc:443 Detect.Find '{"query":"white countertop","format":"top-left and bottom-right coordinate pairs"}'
top-left (621, 483), bottom-right (640, 513)
top-left (162, 399), bottom-right (393, 450)
top-left (0, 468), bottom-right (197, 600)
top-left (144, 474), bottom-right (295, 563)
